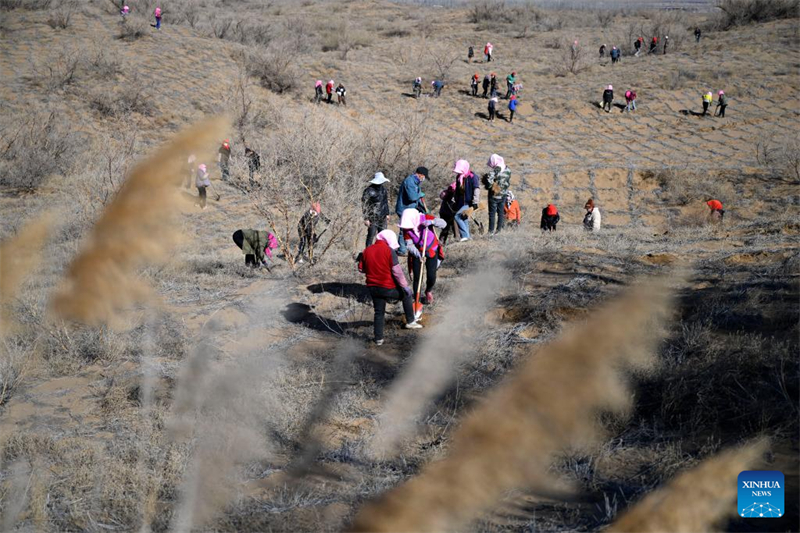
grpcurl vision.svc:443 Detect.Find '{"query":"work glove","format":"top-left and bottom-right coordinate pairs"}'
top-left (407, 244), bottom-right (421, 258)
top-left (419, 192), bottom-right (426, 198)
top-left (364, 219), bottom-right (371, 227)
top-left (402, 286), bottom-right (413, 297)
top-left (459, 211), bottom-right (469, 220)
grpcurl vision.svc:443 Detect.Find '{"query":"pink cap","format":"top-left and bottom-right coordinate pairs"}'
top-left (607, 85), bottom-right (613, 90)
top-left (718, 90), bottom-right (724, 95)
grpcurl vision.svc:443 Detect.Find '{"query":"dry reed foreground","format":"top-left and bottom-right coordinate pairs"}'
top-left (0, 0), bottom-right (798, 531)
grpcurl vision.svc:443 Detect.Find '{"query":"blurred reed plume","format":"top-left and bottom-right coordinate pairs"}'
top-left (611, 439), bottom-right (768, 533)
top-left (369, 266), bottom-right (506, 459)
top-left (51, 116), bottom-right (229, 326)
top-left (0, 214), bottom-right (53, 336)
top-left (351, 275), bottom-right (678, 532)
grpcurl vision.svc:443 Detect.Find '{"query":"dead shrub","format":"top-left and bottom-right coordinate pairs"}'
top-left (660, 68), bottom-right (698, 90)
top-left (245, 45), bottom-right (298, 95)
top-left (46, 0), bottom-right (76, 29)
top-left (713, 0), bottom-right (800, 30)
top-left (556, 39), bottom-right (590, 76)
top-left (88, 77), bottom-right (153, 118)
top-left (320, 20), bottom-right (373, 59)
top-left (27, 48), bottom-right (79, 90)
top-left (0, 0), bottom-right (51, 9)
top-left (0, 112), bottom-right (79, 190)
top-left (757, 132), bottom-right (800, 182)
top-left (117, 16), bottom-right (148, 41)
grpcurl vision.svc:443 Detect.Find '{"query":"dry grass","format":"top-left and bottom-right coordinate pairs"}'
top-left (351, 275), bottom-right (678, 532)
top-left (51, 116), bottom-right (230, 326)
top-left (611, 439), bottom-right (768, 532)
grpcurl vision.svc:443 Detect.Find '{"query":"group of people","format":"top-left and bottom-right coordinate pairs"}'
top-left (314, 80), bottom-right (347, 105)
top-left (469, 72), bottom-right (521, 122)
top-left (467, 42), bottom-right (495, 62)
top-left (119, 5), bottom-right (162, 30)
top-left (187, 139), bottom-right (261, 208)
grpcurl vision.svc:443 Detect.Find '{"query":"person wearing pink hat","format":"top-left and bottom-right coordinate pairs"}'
top-left (153, 6), bottom-right (162, 30)
top-left (715, 90), bottom-right (728, 117)
top-left (195, 163), bottom-right (210, 209)
top-left (314, 80), bottom-right (323, 104)
top-left (602, 84), bottom-right (614, 113)
top-left (447, 159), bottom-right (480, 241)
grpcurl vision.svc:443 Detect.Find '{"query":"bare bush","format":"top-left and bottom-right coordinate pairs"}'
top-left (556, 39), bottom-right (590, 76)
top-left (28, 48), bottom-right (79, 89)
top-left (88, 76), bottom-right (153, 118)
top-left (117, 16), bottom-right (148, 41)
top-left (0, 112), bottom-right (79, 190)
top-left (714, 0), bottom-right (800, 30)
top-left (596, 9), bottom-right (615, 29)
top-left (320, 20), bottom-right (373, 59)
top-left (757, 133), bottom-right (800, 181)
top-left (0, 0), bottom-right (51, 9)
top-left (245, 44), bottom-right (298, 95)
top-left (46, 1), bottom-right (75, 29)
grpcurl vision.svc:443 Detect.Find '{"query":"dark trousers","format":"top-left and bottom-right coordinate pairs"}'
top-left (482, 84), bottom-right (489, 98)
top-left (702, 101), bottom-right (709, 115)
top-left (471, 84), bottom-right (478, 96)
top-left (717, 104), bottom-right (726, 117)
top-left (488, 194), bottom-right (506, 233)
top-left (370, 286), bottom-right (414, 340)
top-left (197, 186), bottom-right (207, 208)
top-left (365, 218), bottom-right (387, 247)
top-left (505, 83), bottom-right (512, 99)
top-left (409, 254), bottom-right (438, 300)
top-left (488, 106), bottom-right (495, 120)
top-left (414, 86), bottom-right (421, 98)
top-left (298, 231), bottom-right (313, 257)
top-left (509, 110), bottom-right (515, 122)
top-left (603, 100), bottom-right (612, 112)
top-left (219, 161), bottom-right (229, 181)
top-left (326, 92), bottom-right (332, 103)
top-left (315, 88), bottom-right (322, 104)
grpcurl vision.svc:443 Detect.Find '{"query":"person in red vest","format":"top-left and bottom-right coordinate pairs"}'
top-left (707, 199), bottom-right (724, 222)
top-left (358, 229), bottom-right (422, 346)
top-left (325, 79), bottom-right (334, 104)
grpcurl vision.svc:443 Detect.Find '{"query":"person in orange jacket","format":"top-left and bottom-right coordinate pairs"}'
top-left (707, 199), bottom-right (724, 222)
top-left (504, 190), bottom-right (521, 227)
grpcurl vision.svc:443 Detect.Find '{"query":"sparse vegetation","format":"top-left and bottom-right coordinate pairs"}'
top-left (0, 0), bottom-right (798, 531)
top-left (714, 0), bottom-right (800, 29)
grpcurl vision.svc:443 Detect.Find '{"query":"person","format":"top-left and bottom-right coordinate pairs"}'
top-left (195, 163), bottom-right (210, 210)
top-left (663, 35), bottom-right (669, 54)
top-left (297, 202), bottom-right (329, 263)
top-left (245, 147), bottom-right (260, 181)
top-left (702, 91), bottom-right (713, 116)
top-left (482, 74), bottom-right (490, 98)
top-left (431, 80), bottom-right (444, 97)
top-left (624, 89), bottom-right (637, 113)
top-left (508, 95), bottom-right (518, 123)
top-left (336, 83), bottom-right (347, 106)
top-left (504, 191), bottom-right (521, 227)
top-left (715, 90), bottom-right (728, 117)
top-left (314, 80), bottom-right (323, 104)
top-left (583, 198), bottom-right (601, 231)
top-left (505, 71), bottom-right (516, 99)
top-left (232, 228), bottom-right (278, 269)
top-left (445, 159), bottom-right (480, 242)
top-left (707, 199), bottom-right (724, 222)
top-left (599, 44), bottom-right (606, 58)
top-left (395, 167), bottom-right (428, 255)
top-left (649, 36), bottom-right (658, 54)
top-left (325, 80), bottom-right (334, 104)
top-left (121, 5), bottom-right (129, 17)
top-left (694, 27), bottom-right (702, 43)
top-left (634, 37), bottom-right (642, 57)
top-left (399, 209), bottom-right (446, 309)
top-left (484, 154), bottom-right (511, 235)
top-left (468, 46), bottom-right (474, 62)
top-left (362, 172), bottom-right (391, 247)
top-left (489, 72), bottom-right (498, 97)
top-left (471, 73), bottom-right (479, 97)
top-left (572, 40), bottom-right (579, 54)
top-left (602, 85), bottom-right (614, 113)
top-left (413, 76), bottom-right (422, 98)
top-left (540, 203), bottom-right (560, 231)
top-left (610, 45), bottom-right (620, 64)
top-left (484, 42), bottom-right (493, 62)
top-left (154, 6), bottom-right (161, 30)
top-left (218, 139), bottom-right (231, 181)
top-left (358, 229), bottom-right (422, 346)
top-left (488, 95), bottom-right (498, 121)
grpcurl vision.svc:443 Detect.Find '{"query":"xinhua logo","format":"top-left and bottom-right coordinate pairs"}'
top-left (738, 471), bottom-right (784, 518)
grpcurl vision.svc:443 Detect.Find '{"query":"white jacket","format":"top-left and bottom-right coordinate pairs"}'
top-left (583, 207), bottom-right (601, 231)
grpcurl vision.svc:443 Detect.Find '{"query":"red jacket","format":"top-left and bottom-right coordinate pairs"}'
top-left (359, 240), bottom-right (401, 290)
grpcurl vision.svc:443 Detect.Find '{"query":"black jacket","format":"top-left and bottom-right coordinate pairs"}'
top-left (540, 209), bottom-right (560, 230)
top-left (603, 89), bottom-right (614, 102)
top-left (362, 184), bottom-right (390, 221)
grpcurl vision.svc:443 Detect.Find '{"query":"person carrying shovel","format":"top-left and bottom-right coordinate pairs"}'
top-left (399, 208), bottom-right (446, 318)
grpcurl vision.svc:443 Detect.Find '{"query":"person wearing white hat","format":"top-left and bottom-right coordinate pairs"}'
top-left (362, 172), bottom-right (391, 247)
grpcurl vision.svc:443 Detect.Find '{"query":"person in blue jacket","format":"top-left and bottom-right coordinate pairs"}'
top-left (508, 95), bottom-right (518, 123)
top-left (395, 167), bottom-right (428, 255)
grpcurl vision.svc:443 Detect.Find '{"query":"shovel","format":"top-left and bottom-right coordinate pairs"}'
top-left (412, 225), bottom-right (429, 318)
